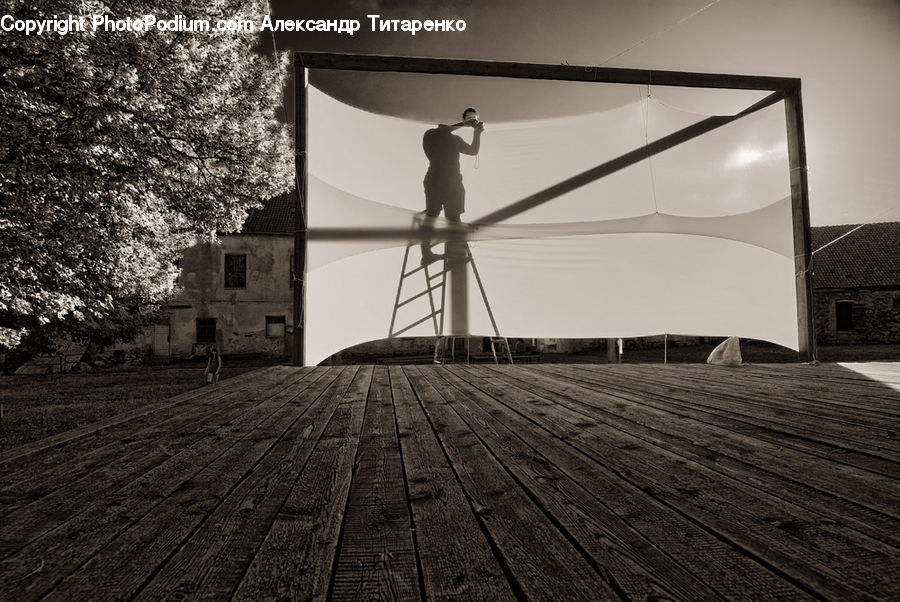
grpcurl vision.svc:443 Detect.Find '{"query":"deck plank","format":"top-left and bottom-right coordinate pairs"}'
top-left (328, 366), bottom-right (421, 601)
top-left (389, 366), bottom-right (515, 601)
top-left (1, 362), bottom-right (896, 601)
top-left (2, 367), bottom-right (330, 598)
top-left (0, 367), bottom-right (300, 525)
top-left (232, 365), bottom-right (373, 601)
top-left (406, 365), bottom-right (621, 601)
top-left (565, 364), bottom-right (900, 473)
top-left (632, 363), bottom-right (900, 437)
top-left (0, 366), bottom-right (286, 504)
top-left (534, 363), bottom-right (900, 540)
top-left (0, 366), bottom-right (283, 467)
top-left (40, 367), bottom-right (341, 601)
top-left (134, 366), bottom-right (360, 600)
top-left (431, 366), bottom-right (724, 601)
top-left (450, 364), bottom-right (811, 601)
top-left (586, 364), bottom-right (900, 456)
top-left (484, 365), bottom-right (897, 600)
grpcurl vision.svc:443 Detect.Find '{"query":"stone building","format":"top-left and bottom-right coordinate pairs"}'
top-left (810, 221), bottom-right (900, 344)
top-left (150, 194), bottom-right (294, 358)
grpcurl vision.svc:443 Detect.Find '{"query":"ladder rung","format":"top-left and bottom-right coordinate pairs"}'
top-left (391, 313), bottom-right (441, 337)
top-left (402, 265), bottom-right (426, 278)
top-left (397, 284), bottom-right (444, 308)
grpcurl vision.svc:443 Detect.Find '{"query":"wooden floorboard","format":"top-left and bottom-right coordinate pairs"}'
top-left (407, 365), bottom-right (621, 600)
top-left (233, 365), bottom-right (372, 601)
top-left (494, 365), bottom-right (896, 599)
top-left (530, 364), bottom-right (900, 532)
top-left (329, 365), bottom-right (421, 600)
top-left (388, 365), bottom-right (514, 601)
top-left (0, 367), bottom-right (305, 527)
top-left (1, 362), bottom-right (897, 601)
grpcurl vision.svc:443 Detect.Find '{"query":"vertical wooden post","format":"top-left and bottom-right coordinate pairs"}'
top-left (292, 58), bottom-right (308, 366)
top-left (784, 83), bottom-right (816, 362)
top-left (606, 338), bottom-right (617, 363)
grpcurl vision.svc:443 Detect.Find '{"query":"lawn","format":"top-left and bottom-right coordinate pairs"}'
top-left (0, 357), bottom-right (285, 453)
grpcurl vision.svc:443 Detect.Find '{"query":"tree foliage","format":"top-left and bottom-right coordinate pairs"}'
top-left (0, 0), bottom-right (293, 350)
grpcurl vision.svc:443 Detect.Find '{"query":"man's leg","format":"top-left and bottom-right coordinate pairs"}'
top-left (420, 210), bottom-right (445, 265)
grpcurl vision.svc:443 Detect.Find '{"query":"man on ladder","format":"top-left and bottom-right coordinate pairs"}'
top-left (420, 106), bottom-right (484, 263)
top-left (387, 108), bottom-right (512, 364)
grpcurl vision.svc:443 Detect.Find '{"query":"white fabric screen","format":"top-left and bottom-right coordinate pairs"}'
top-left (305, 78), bottom-right (797, 366)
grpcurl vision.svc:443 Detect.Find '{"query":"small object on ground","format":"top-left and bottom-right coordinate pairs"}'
top-left (707, 336), bottom-right (742, 366)
top-left (204, 345), bottom-right (222, 385)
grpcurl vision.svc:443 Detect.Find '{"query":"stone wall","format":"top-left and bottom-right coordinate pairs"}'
top-left (163, 235), bottom-right (294, 357)
top-left (814, 288), bottom-right (900, 344)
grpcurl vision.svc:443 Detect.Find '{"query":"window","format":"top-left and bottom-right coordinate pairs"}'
top-left (224, 253), bottom-right (247, 289)
top-left (835, 300), bottom-right (864, 332)
top-left (835, 301), bottom-right (853, 331)
top-left (266, 315), bottom-right (286, 338)
top-left (196, 318), bottom-right (217, 343)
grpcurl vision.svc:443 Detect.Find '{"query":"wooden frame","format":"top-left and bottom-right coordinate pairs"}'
top-left (293, 52), bottom-right (815, 365)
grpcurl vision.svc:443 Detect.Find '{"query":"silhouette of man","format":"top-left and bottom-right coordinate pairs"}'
top-left (421, 108), bottom-right (484, 263)
top-left (423, 108), bottom-right (484, 221)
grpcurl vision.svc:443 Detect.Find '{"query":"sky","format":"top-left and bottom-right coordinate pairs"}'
top-left (267, 0), bottom-right (900, 227)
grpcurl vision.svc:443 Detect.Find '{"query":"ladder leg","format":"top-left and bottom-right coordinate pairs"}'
top-left (422, 261), bottom-right (441, 336)
top-left (466, 243), bottom-right (514, 365)
top-left (466, 243), bottom-right (502, 338)
top-left (389, 244), bottom-right (413, 337)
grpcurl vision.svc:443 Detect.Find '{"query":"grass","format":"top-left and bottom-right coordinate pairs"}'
top-left (0, 357), bottom-right (285, 453)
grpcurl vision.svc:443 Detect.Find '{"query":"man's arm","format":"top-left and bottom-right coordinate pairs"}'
top-left (457, 121), bottom-right (484, 156)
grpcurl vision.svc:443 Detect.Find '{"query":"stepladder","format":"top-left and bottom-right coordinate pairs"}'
top-left (388, 213), bottom-right (513, 364)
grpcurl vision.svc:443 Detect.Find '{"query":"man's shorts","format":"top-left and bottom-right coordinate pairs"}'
top-left (424, 171), bottom-right (465, 218)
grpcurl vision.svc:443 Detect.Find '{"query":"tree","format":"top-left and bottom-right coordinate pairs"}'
top-left (0, 0), bottom-right (293, 350)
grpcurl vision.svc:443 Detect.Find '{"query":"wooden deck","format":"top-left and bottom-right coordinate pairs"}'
top-left (1, 363), bottom-right (898, 600)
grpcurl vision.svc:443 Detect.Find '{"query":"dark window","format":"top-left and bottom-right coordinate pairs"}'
top-left (266, 315), bottom-right (286, 338)
top-left (835, 301), bottom-right (864, 332)
top-left (224, 253), bottom-right (247, 289)
top-left (196, 318), bottom-right (216, 343)
top-left (835, 301), bottom-right (853, 331)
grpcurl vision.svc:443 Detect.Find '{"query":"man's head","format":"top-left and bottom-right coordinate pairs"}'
top-left (462, 107), bottom-right (478, 122)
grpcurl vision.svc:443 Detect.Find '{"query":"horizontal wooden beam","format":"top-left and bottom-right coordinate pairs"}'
top-left (297, 52), bottom-right (799, 92)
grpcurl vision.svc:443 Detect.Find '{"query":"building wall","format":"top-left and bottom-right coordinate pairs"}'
top-left (813, 288), bottom-right (900, 345)
top-left (166, 235), bottom-right (294, 357)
